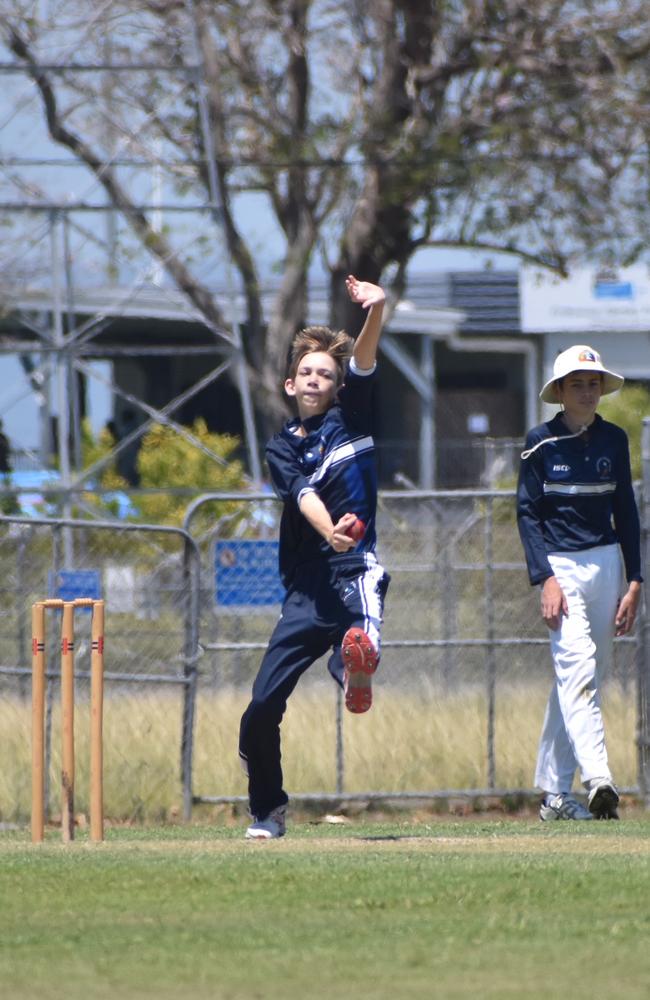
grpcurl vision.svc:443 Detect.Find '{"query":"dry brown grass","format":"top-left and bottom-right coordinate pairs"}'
top-left (0, 680), bottom-right (638, 822)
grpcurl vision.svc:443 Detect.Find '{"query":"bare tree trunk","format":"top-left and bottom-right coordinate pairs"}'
top-left (194, 6), bottom-right (266, 370)
top-left (330, 1), bottom-right (437, 333)
top-left (330, 184), bottom-right (415, 334)
top-left (256, 219), bottom-right (316, 431)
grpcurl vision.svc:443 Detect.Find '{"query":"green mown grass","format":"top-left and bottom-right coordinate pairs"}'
top-left (1, 819), bottom-right (649, 999)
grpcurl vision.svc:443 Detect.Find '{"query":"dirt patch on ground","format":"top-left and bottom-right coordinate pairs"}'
top-left (5, 826), bottom-right (644, 858)
top-left (106, 834), bottom-right (650, 859)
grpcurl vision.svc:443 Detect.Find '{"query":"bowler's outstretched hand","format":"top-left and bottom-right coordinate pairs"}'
top-left (345, 274), bottom-right (385, 310)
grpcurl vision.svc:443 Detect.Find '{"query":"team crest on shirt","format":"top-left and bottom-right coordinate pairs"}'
top-left (301, 439), bottom-right (325, 470)
top-left (596, 456), bottom-right (612, 479)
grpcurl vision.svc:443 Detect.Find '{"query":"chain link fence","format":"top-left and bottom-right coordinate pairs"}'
top-left (1, 452), bottom-right (649, 826)
top-left (0, 516), bottom-right (200, 825)
top-left (186, 488), bottom-right (647, 813)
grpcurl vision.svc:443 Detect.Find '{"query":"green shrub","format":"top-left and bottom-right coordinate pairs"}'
top-left (599, 383), bottom-right (650, 480)
top-left (81, 417), bottom-right (248, 529)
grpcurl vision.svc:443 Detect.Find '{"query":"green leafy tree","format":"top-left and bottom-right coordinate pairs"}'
top-left (81, 418), bottom-right (247, 529)
top-left (79, 421), bottom-right (132, 520)
top-left (598, 384), bottom-right (650, 481)
top-left (133, 419), bottom-right (246, 527)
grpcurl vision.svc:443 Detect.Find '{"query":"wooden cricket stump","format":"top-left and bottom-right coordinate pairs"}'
top-left (31, 598), bottom-right (105, 844)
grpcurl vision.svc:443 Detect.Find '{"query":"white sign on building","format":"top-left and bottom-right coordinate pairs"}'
top-left (520, 265), bottom-right (650, 333)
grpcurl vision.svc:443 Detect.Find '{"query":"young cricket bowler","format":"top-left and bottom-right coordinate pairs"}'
top-left (239, 275), bottom-right (390, 839)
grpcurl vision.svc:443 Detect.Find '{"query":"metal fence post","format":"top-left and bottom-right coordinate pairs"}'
top-left (485, 496), bottom-right (496, 790)
top-left (181, 532), bottom-right (202, 821)
top-left (16, 529), bottom-right (30, 698)
top-left (336, 687), bottom-right (344, 796)
top-left (440, 528), bottom-right (458, 688)
top-left (44, 523), bottom-right (64, 819)
top-left (638, 418), bottom-right (650, 807)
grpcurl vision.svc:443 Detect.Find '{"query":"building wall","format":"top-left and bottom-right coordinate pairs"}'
top-left (373, 332), bottom-right (527, 488)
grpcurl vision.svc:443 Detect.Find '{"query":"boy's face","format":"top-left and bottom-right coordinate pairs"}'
top-left (555, 370), bottom-right (603, 422)
top-left (285, 351), bottom-right (340, 420)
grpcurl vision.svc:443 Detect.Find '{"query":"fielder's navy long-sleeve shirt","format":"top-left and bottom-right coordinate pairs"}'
top-left (517, 413), bottom-right (642, 586)
top-left (265, 361), bottom-right (378, 588)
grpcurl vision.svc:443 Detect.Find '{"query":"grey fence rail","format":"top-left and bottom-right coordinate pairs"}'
top-left (1, 421), bottom-right (649, 826)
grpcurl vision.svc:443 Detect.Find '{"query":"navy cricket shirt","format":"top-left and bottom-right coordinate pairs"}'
top-left (517, 412), bottom-right (642, 586)
top-left (265, 361), bottom-right (378, 588)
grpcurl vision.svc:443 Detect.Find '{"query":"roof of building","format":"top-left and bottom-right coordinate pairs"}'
top-left (401, 271), bottom-right (521, 335)
top-left (0, 274), bottom-right (484, 352)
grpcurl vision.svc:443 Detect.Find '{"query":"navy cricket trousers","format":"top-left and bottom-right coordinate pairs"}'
top-left (239, 554), bottom-right (389, 820)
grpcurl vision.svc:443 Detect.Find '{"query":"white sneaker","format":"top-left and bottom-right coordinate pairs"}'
top-left (245, 805), bottom-right (287, 840)
top-left (587, 780), bottom-right (619, 820)
top-left (539, 793), bottom-right (593, 821)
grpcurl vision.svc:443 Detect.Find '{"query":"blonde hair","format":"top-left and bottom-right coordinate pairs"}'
top-left (288, 326), bottom-right (354, 385)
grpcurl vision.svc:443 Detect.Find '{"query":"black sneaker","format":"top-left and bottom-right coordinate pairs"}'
top-left (587, 780), bottom-right (619, 819)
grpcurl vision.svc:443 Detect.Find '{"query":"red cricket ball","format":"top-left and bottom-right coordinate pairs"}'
top-left (346, 517), bottom-right (366, 542)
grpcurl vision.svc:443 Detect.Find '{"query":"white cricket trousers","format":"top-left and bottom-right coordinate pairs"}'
top-left (534, 544), bottom-right (623, 794)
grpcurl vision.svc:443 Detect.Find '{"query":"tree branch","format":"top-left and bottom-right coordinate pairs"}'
top-left (5, 20), bottom-right (232, 344)
top-left (422, 239), bottom-right (569, 277)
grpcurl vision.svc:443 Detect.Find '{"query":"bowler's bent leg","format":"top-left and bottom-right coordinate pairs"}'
top-left (239, 590), bottom-right (331, 820)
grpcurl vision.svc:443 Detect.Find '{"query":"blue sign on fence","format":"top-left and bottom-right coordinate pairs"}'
top-left (215, 540), bottom-right (284, 607)
top-left (49, 569), bottom-right (102, 605)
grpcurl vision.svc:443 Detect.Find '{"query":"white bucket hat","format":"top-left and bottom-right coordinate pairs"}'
top-left (539, 344), bottom-right (624, 403)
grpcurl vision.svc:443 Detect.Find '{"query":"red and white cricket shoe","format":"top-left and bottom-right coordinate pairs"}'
top-left (342, 628), bottom-right (378, 714)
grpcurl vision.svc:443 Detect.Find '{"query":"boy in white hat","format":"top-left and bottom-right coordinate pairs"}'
top-left (517, 345), bottom-right (643, 820)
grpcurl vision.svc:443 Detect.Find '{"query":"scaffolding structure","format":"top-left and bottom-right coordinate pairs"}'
top-left (0, 1), bottom-right (263, 512)
top-left (0, 3), bottom-right (477, 499)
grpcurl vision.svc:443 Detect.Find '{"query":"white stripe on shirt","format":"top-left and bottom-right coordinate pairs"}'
top-left (308, 436), bottom-right (374, 485)
top-left (543, 482), bottom-right (616, 496)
